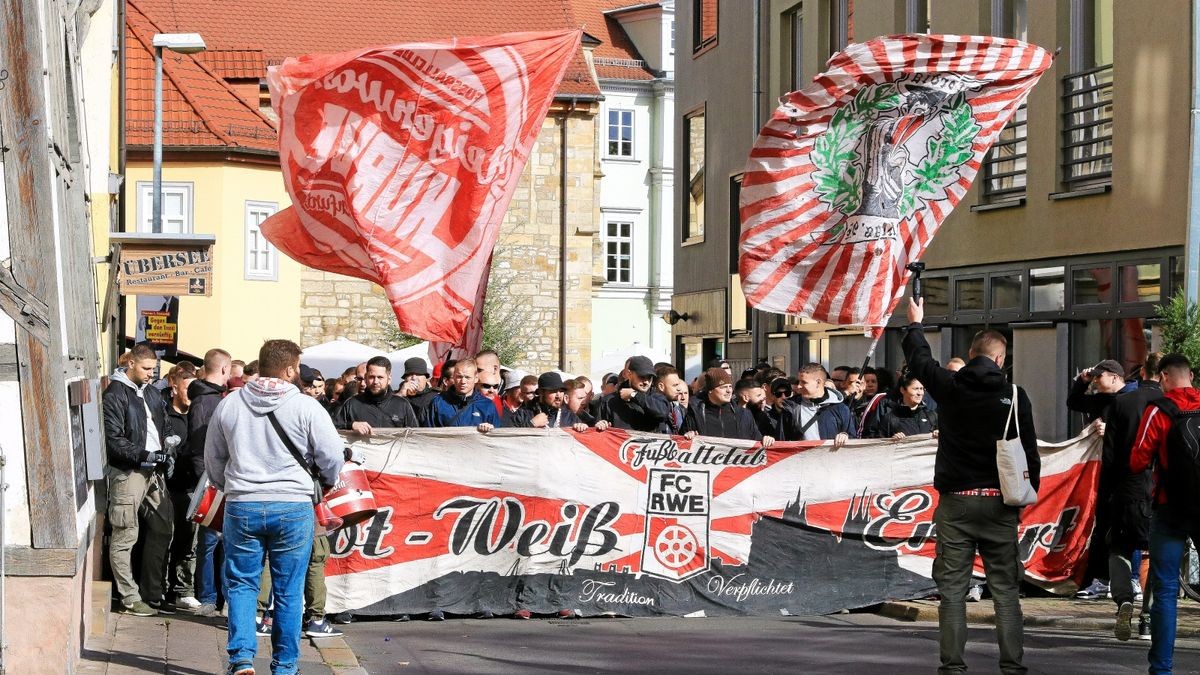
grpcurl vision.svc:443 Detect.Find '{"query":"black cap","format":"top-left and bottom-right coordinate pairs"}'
top-left (628, 355), bottom-right (656, 378)
top-left (299, 363), bottom-right (316, 385)
top-left (403, 357), bottom-right (430, 377)
top-left (537, 372), bottom-right (565, 391)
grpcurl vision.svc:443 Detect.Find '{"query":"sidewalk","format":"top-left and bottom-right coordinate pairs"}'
top-left (876, 594), bottom-right (1200, 637)
top-left (78, 593), bottom-right (366, 675)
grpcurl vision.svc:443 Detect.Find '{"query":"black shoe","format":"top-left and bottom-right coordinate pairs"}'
top-left (477, 610), bottom-right (495, 619)
top-left (331, 611), bottom-right (354, 625)
top-left (1139, 615), bottom-right (1152, 641)
top-left (148, 600), bottom-right (176, 615)
top-left (428, 609), bottom-right (445, 621)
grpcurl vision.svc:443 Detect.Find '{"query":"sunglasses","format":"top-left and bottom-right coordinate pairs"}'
top-left (479, 383), bottom-right (501, 391)
top-left (773, 389), bottom-right (792, 398)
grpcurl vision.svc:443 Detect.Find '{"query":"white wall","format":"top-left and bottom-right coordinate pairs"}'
top-left (80, 0), bottom-right (116, 197)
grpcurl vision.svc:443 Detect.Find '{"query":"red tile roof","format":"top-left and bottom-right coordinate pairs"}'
top-left (196, 49), bottom-right (267, 80)
top-left (130, 0), bottom-right (659, 95)
top-left (574, 0), bottom-right (658, 81)
top-left (126, 0), bottom-right (278, 153)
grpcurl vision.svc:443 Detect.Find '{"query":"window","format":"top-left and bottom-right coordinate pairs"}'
top-left (990, 272), bottom-right (1023, 310)
top-left (670, 20), bottom-right (676, 52)
top-left (956, 277), bottom-right (985, 311)
top-left (1072, 265), bottom-right (1112, 305)
top-left (607, 109), bottom-right (634, 157)
top-left (136, 181), bottom-right (193, 233)
top-left (924, 277), bottom-right (950, 316)
top-left (1030, 266), bottom-right (1065, 312)
top-left (729, 175), bottom-right (743, 273)
top-left (906, 0), bottom-right (930, 34)
top-left (1119, 263), bottom-right (1161, 304)
top-left (829, 0), bottom-right (852, 55)
top-left (693, 0), bottom-right (718, 53)
top-left (245, 201), bottom-right (278, 280)
top-left (992, 0), bottom-right (1028, 41)
top-left (684, 107), bottom-right (706, 242)
top-left (604, 221), bottom-right (633, 284)
top-left (1063, 0), bottom-right (1113, 188)
top-left (788, 6), bottom-right (804, 90)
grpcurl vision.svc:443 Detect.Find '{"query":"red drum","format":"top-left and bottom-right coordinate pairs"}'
top-left (322, 463), bottom-right (377, 529)
top-left (187, 472), bottom-right (226, 531)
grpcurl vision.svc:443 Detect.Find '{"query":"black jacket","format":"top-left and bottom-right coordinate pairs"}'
top-left (506, 401), bottom-right (581, 428)
top-left (681, 397), bottom-right (763, 441)
top-left (1104, 380), bottom-right (1162, 502)
top-left (876, 402), bottom-right (939, 438)
top-left (331, 390), bottom-right (419, 430)
top-left (597, 382), bottom-right (671, 432)
top-left (102, 371), bottom-right (167, 471)
top-left (186, 379), bottom-right (227, 481)
top-left (903, 324), bottom-right (1040, 493)
top-left (405, 387), bottom-right (440, 425)
top-left (1066, 376), bottom-right (1121, 422)
top-left (752, 405), bottom-right (784, 439)
top-left (163, 402), bottom-right (193, 491)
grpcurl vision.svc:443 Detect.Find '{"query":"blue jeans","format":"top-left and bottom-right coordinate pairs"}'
top-left (224, 501), bottom-right (314, 675)
top-left (1147, 511), bottom-right (1198, 674)
top-left (196, 526), bottom-right (223, 605)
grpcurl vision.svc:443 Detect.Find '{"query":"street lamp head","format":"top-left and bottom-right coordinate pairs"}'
top-left (152, 33), bottom-right (206, 54)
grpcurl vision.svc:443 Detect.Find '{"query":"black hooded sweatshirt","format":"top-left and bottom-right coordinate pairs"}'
top-left (332, 388), bottom-right (419, 430)
top-left (903, 324), bottom-right (1040, 493)
top-left (185, 378), bottom-right (227, 482)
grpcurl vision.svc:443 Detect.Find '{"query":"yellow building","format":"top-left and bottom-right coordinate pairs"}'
top-left (110, 2), bottom-right (300, 363)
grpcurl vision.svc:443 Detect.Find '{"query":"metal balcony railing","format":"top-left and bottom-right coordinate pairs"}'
top-left (983, 104), bottom-right (1028, 202)
top-left (1061, 63), bottom-right (1113, 188)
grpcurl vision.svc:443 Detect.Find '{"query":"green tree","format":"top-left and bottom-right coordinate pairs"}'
top-left (1155, 289), bottom-right (1200, 368)
top-left (380, 250), bottom-right (543, 366)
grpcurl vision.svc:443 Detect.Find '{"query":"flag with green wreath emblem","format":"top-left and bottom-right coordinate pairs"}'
top-left (739, 35), bottom-right (1053, 334)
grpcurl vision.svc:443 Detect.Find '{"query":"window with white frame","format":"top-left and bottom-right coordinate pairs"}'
top-left (604, 221), bottom-right (633, 284)
top-left (136, 181), bottom-right (193, 233)
top-left (607, 109), bottom-right (634, 157)
top-left (245, 201), bottom-right (278, 280)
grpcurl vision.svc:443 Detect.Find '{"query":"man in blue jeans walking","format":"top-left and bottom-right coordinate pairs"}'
top-left (1130, 352), bottom-right (1200, 674)
top-left (206, 339), bottom-right (344, 675)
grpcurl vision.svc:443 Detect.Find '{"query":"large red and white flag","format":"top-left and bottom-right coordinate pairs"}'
top-left (739, 35), bottom-right (1053, 332)
top-left (262, 31), bottom-right (581, 343)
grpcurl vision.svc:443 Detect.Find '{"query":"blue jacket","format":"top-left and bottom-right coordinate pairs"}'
top-left (425, 390), bottom-right (503, 428)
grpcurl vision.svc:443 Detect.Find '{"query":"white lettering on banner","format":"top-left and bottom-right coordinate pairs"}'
top-left (620, 437), bottom-right (767, 470)
top-left (432, 496), bottom-right (621, 566)
top-left (706, 574), bottom-right (796, 602)
top-left (578, 580), bottom-right (656, 607)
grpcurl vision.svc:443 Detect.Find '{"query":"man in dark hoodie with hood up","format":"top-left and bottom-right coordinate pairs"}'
top-left (187, 347), bottom-right (232, 617)
top-left (781, 363), bottom-right (854, 446)
top-left (597, 355), bottom-right (670, 432)
top-left (681, 368), bottom-right (773, 444)
top-left (103, 343), bottom-right (173, 617)
top-left (904, 297), bottom-right (1039, 675)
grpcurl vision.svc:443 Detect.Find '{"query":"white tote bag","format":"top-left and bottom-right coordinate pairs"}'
top-left (996, 384), bottom-right (1038, 506)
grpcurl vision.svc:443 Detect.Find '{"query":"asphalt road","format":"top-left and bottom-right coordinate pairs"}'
top-left (337, 611), bottom-right (1200, 674)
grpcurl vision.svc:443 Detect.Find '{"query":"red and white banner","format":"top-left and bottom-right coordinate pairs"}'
top-left (326, 428), bottom-right (1100, 617)
top-left (263, 31), bottom-right (581, 344)
top-left (739, 35), bottom-right (1053, 333)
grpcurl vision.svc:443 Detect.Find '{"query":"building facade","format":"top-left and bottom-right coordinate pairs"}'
top-left (589, 1), bottom-right (677, 372)
top-left (674, 0), bottom-right (1183, 440)
top-left (1, 0), bottom-right (113, 670)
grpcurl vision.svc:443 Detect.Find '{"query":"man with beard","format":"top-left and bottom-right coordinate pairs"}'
top-left (682, 368), bottom-right (773, 444)
top-left (653, 365), bottom-right (686, 434)
top-left (332, 356), bottom-right (419, 434)
top-left (782, 363), bottom-right (854, 447)
top-left (398, 357), bottom-right (439, 425)
top-left (187, 348), bottom-right (232, 617)
top-left (597, 356), bottom-right (670, 432)
top-left (508, 372), bottom-right (596, 432)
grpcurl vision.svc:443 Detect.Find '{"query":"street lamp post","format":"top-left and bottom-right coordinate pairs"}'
top-left (150, 33), bottom-right (206, 233)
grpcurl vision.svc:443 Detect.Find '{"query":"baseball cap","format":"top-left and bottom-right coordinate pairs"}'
top-left (628, 355), bottom-right (656, 378)
top-left (503, 369), bottom-right (528, 392)
top-left (770, 377), bottom-right (792, 397)
top-left (537, 372), bottom-right (566, 391)
top-left (299, 364), bottom-right (316, 385)
top-left (1092, 359), bottom-right (1125, 378)
top-left (703, 367), bottom-right (733, 391)
top-left (403, 357), bottom-right (430, 377)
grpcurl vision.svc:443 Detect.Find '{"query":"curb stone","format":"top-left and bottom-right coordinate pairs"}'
top-left (311, 635), bottom-right (369, 674)
top-left (875, 601), bottom-right (1200, 638)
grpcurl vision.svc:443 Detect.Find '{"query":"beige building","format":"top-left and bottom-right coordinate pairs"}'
top-left (674, 0), bottom-right (1177, 440)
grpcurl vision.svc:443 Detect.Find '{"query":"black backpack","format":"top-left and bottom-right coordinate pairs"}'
top-left (1152, 397), bottom-right (1200, 524)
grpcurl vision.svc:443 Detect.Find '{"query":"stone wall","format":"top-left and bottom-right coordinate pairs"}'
top-left (299, 103), bottom-right (599, 374)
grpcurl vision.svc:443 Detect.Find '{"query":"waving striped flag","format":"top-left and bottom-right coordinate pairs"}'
top-left (739, 35), bottom-right (1053, 333)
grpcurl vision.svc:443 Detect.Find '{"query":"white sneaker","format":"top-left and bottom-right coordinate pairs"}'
top-left (1075, 579), bottom-right (1110, 600)
top-left (966, 585), bottom-right (983, 602)
top-left (176, 596), bottom-right (202, 610)
top-left (1132, 579), bottom-right (1143, 602)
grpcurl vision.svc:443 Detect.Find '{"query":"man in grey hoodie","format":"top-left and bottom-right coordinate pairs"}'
top-left (205, 339), bottom-right (344, 675)
top-left (781, 363), bottom-right (855, 447)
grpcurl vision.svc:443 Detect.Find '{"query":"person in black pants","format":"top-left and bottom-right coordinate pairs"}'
top-left (903, 297), bottom-right (1039, 675)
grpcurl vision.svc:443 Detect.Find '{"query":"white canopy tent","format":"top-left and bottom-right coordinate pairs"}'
top-left (386, 342), bottom-right (432, 375)
top-left (300, 338), bottom-right (394, 380)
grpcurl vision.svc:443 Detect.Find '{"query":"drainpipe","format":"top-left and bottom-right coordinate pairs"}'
top-left (1187, 0), bottom-right (1200, 304)
top-left (559, 100), bottom-right (576, 371)
top-left (749, 0), bottom-right (764, 365)
top-left (647, 80), bottom-right (667, 351)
